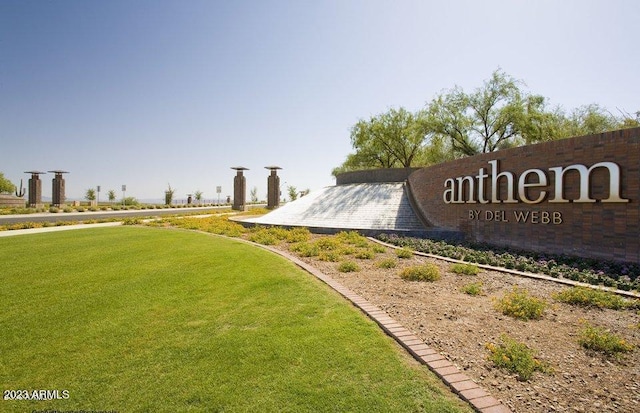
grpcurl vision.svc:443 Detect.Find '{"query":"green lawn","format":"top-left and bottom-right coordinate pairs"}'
top-left (0, 226), bottom-right (470, 412)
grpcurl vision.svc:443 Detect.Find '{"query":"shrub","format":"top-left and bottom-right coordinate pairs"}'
top-left (63, 207), bottom-right (73, 213)
top-left (376, 258), bottom-right (397, 269)
top-left (553, 287), bottom-right (636, 310)
top-left (336, 231), bottom-right (369, 247)
top-left (318, 251), bottom-right (341, 262)
top-left (313, 237), bottom-right (342, 251)
top-left (290, 242), bottom-right (319, 257)
top-left (396, 248), bottom-right (413, 259)
top-left (451, 263), bottom-right (480, 275)
top-left (354, 249), bottom-right (375, 260)
top-left (76, 207), bottom-right (85, 212)
top-left (122, 218), bottom-right (141, 225)
top-left (49, 207), bottom-right (59, 213)
top-left (461, 282), bottom-right (483, 296)
top-left (486, 334), bottom-right (551, 381)
top-left (338, 261), bottom-right (360, 272)
top-left (578, 324), bottom-right (634, 358)
top-left (286, 227), bottom-right (311, 243)
top-left (400, 264), bottom-right (441, 282)
top-left (372, 244), bottom-right (387, 254)
top-left (494, 287), bottom-right (547, 320)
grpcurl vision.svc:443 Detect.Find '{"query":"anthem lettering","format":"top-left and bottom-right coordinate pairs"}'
top-left (443, 160), bottom-right (628, 204)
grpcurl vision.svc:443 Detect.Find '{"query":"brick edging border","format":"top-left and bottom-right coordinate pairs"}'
top-left (244, 240), bottom-right (512, 413)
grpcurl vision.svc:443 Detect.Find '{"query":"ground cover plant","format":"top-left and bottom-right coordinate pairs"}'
top-left (494, 287), bottom-right (547, 320)
top-left (377, 234), bottom-right (640, 292)
top-left (553, 286), bottom-right (638, 310)
top-left (450, 263), bottom-right (479, 276)
top-left (0, 227), bottom-right (470, 412)
top-left (400, 264), bottom-right (441, 282)
top-left (485, 335), bottom-right (552, 381)
top-left (578, 323), bottom-right (635, 358)
top-left (461, 282), bottom-right (483, 296)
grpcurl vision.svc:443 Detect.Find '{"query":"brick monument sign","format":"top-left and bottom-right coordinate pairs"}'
top-left (407, 127), bottom-right (640, 264)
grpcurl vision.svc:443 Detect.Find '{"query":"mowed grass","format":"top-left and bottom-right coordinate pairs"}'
top-left (0, 227), bottom-right (470, 412)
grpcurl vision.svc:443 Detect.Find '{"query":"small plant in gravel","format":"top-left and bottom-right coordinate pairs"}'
top-left (396, 248), bottom-right (413, 259)
top-left (122, 218), bottom-right (141, 225)
top-left (318, 250), bottom-right (341, 262)
top-left (290, 242), bottom-right (319, 257)
top-left (578, 323), bottom-right (634, 358)
top-left (286, 227), bottom-right (311, 243)
top-left (450, 263), bottom-right (479, 275)
top-left (399, 264), bottom-right (441, 282)
top-left (553, 287), bottom-right (637, 310)
top-left (336, 231), bottom-right (370, 247)
top-left (354, 249), bottom-right (375, 260)
top-left (376, 258), bottom-right (397, 269)
top-left (338, 261), bottom-right (360, 272)
top-left (49, 207), bottom-right (59, 213)
top-left (461, 282), bottom-right (483, 296)
top-left (494, 287), bottom-right (547, 320)
top-left (486, 334), bottom-right (552, 381)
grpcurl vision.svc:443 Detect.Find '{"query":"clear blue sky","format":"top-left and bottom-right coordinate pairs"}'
top-left (1, 0), bottom-right (638, 202)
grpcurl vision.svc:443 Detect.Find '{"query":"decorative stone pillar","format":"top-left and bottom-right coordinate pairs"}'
top-left (231, 167), bottom-right (248, 211)
top-left (25, 171), bottom-right (46, 208)
top-left (265, 166), bottom-right (282, 209)
top-left (49, 170), bottom-right (69, 207)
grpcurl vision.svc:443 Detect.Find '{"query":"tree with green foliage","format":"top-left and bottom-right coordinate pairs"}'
top-left (334, 69), bottom-right (639, 174)
top-left (107, 189), bottom-right (116, 203)
top-left (250, 187), bottom-right (258, 203)
top-left (332, 107), bottom-right (432, 175)
top-left (287, 185), bottom-right (298, 201)
top-left (85, 188), bottom-right (96, 201)
top-left (164, 184), bottom-right (175, 205)
top-left (426, 69), bottom-right (553, 157)
top-left (194, 190), bottom-right (203, 205)
top-left (0, 172), bottom-right (16, 194)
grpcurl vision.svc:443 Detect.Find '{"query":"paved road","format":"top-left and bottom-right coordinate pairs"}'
top-left (0, 206), bottom-right (233, 225)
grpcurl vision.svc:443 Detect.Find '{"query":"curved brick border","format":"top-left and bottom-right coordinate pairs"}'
top-left (248, 241), bottom-right (512, 413)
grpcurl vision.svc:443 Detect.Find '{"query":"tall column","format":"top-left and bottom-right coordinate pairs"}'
top-left (231, 167), bottom-right (248, 211)
top-left (25, 171), bottom-right (46, 207)
top-left (49, 170), bottom-right (69, 207)
top-left (265, 166), bottom-right (282, 209)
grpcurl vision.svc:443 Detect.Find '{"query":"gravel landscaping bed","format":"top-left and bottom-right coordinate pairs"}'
top-left (273, 236), bottom-right (640, 413)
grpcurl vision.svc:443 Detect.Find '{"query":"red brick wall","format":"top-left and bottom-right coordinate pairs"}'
top-left (407, 128), bottom-right (640, 264)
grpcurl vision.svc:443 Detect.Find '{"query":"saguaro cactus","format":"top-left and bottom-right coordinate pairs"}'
top-left (15, 179), bottom-right (25, 197)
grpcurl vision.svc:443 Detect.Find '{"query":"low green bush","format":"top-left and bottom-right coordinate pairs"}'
top-left (578, 324), bottom-right (634, 358)
top-left (553, 287), bottom-right (637, 310)
top-left (461, 282), bottom-right (483, 296)
top-left (451, 263), bottom-right (480, 275)
top-left (354, 249), bottom-right (375, 260)
top-left (376, 258), bottom-right (397, 269)
top-left (318, 251), bottom-right (341, 262)
top-left (400, 264), bottom-right (441, 282)
top-left (336, 231), bottom-right (369, 247)
top-left (338, 261), bottom-right (360, 273)
top-left (494, 287), bottom-right (547, 320)
top-left (290, 242), bottom-right (319, 257)
top-left (486, 334), bottom-right (551, 381)
top-left (49, 207), bottom-right (59, 213)
top-left (286, 227), bottom-right (311, 243)
top-left (396, 248), bottom-right (413, 259)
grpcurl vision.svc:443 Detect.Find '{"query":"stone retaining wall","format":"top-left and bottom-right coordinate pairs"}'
top-left (0, 194), bottom-right (25, 208)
